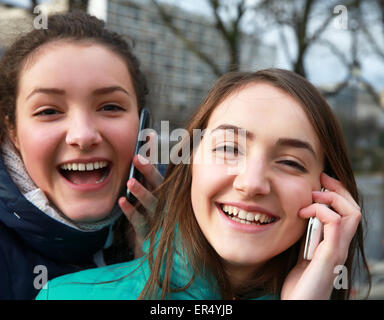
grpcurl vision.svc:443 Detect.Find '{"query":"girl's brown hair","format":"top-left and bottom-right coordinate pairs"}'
top-left (141, 69), bottom-right (371, 300)
top-left (0, 11), bottom-right (148, 142)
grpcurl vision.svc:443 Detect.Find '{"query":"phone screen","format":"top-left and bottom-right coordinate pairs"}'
top-left (126, 107), bottom-right (152, 204)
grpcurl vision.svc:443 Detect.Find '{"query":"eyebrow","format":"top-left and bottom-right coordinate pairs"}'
top-left (276, 138), bottom-right (316, 158)
top-left (211, 124), bottom-right (254, 139)
top-left (92, 86), bottom-right (130, 97)
top-left (211, 124), bottom-right (316, 158)
top-left (26, 88), bottom-right (65, 100)
top-left (26, 86), bottom-right (130, 100)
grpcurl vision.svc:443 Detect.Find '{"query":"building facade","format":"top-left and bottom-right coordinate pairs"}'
top-left (107, 0), bottom-right (276, 131)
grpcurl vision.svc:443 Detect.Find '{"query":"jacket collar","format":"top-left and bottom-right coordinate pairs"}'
top-left (0, 155), bottom-right (109, 264)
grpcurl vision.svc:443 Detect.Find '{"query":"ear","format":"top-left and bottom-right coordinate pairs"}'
top-left (5, 116), bottom-right (20, 151)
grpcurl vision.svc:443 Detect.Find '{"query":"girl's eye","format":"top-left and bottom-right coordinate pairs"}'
top-left (99, 104), bottom-right (125, 112)
top-left (213, 145), bottom-right (240, 156)
top-left (33, 108), bottom-right (61, 117)
top-left (212, 145), bottom-right (241, 161)
top-left (278, 160), bottom-right (307, 173)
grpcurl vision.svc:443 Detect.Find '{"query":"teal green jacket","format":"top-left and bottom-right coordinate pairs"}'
top-left (36, 241), bottom-right (277, 300)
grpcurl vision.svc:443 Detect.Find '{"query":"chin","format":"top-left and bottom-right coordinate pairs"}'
top-left (60, 202), bottom-right (115, 223)
top-left (219, 247), bottom-right (273, 266)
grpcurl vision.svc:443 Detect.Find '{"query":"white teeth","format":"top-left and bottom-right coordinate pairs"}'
top-left (238, 210), bottom-right (247, 219)
top-left (246, 212), bottom-right (254, 221)
top-left (222, 204), bottom-right (275, 225)
top-left (60, 161), bottom-right (108, 171)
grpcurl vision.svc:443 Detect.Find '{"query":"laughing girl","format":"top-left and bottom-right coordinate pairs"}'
top-left (0, 12), bottom-right (161, 299)
top-left (36, 69), bottom-right (370, 300)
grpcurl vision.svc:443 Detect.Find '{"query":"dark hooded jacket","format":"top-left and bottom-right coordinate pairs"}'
top-left (0, 156), bottom-right (110, 299)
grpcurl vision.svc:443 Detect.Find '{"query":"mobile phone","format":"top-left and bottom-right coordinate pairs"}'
top-left (303, 187), bottom-right (326, 260)
top-left (126, 107), bottom-right (152, 205)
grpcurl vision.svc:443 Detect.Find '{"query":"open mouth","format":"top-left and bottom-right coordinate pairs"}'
top-left (219, 203), bottom-right (278, 226)
top-left (59, 160), bottom-right (111, 185)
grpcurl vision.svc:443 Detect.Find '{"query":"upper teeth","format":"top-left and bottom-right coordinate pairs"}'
top-left (222, 204), bottom-right (275, 224)
top-left (60, 161), bottom-right (108, 171)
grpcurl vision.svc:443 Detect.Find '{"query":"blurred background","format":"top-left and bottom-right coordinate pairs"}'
top-left (0, 0), bottom-right (383, 299)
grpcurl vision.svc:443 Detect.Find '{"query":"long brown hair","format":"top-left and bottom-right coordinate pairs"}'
top-left (141, 69), bottom-right (371, 300)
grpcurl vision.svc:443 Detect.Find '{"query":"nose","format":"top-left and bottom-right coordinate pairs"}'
top-left (233, 155), bottom-right (271, 198)
top-left (65, 113), bottom-right (102, 151)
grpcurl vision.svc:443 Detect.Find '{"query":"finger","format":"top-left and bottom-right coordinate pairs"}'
top-left (299, 203), bottom-right (341, 244)
top-left (118, 196), bottom-right (148, 239)
top-left (299, 204), bottom-right (341, 260)
top-left (299, 203), bottom-right (341, 225)
top-left (320, 173), bottom-right (359, 210)
top-left (133, 154), bottom-right (164, 188)
top-left (127, 178), bottom-right (158, 216)
top-left (312, 190), bottom-right (361, 219)
top-left (312, 191), bottom-right (361, 249)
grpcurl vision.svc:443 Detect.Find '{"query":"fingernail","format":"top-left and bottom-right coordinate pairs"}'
top-left (128, 179), bottom-right (137, 191)
top-left (298, 207), bottom-right (308, 214)
top-left (137, 154), bottom-right (149, 165)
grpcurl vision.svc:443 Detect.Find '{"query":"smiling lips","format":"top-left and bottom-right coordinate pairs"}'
top-left (220, 203), bottom-right (278, 225)
top-left (59, 160), bottom-right (111, 185)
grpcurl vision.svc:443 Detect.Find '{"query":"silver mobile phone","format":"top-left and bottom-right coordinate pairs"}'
top-left (126, 107), bottom-right (152, 205)
top-left (303, 187), bottom-right (326, 260)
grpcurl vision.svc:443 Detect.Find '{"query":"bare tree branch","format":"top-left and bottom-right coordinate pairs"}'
top-left (207, 0), bottom-right (246, 71)
top-left (151, 0), bottom-right (252, 74)
top-left (359, 76), bottom-right (383, 109)
top-left (208, 0), bottom-right (231, 42)
top-left (307, 7), bottom-right (336, 43)
top-left (150, 0), bottom-right (223, 76)
top-left (321, 78), bottom-right (350, 98)
top-left (278, 26), bottom-right (293, 66)
top-left (360, 19), bottom-right (384, 60)
top-left (259, 0), bottom-right (359, 78)
top-left (317, 38), bottom-right (350, 67)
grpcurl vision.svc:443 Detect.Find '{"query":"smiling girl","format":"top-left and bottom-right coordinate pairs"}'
top-left (36, 69), bottom-right (370, 300)
top-left (0, 12), bottom-right (161, 299)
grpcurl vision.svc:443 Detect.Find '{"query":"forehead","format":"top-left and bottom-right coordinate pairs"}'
top-left (206, 82), bottom-right (322, 153)
top-left (209, 82), bottom-right (303, 120)
top-left (18, 41), bottom-right (134, 98)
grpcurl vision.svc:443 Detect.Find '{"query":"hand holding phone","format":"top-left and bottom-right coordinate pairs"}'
top-left (126, 107), bottom-right (152, 205)
top-left (303, 187), bottom-right (327, 260)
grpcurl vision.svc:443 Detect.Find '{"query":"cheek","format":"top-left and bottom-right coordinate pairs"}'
top-left (191, 161), bottom-right (233, 222)
top-left (106, 118), bottom-right (138, 170)
top-left (191, 143), bottom-right (232, 199)
top-left (280, 179), bottom-right (314, 215)
top-left (16, 124), bottom-right (61, 184)
top-left (276, 179), bottom-right (314, 240)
